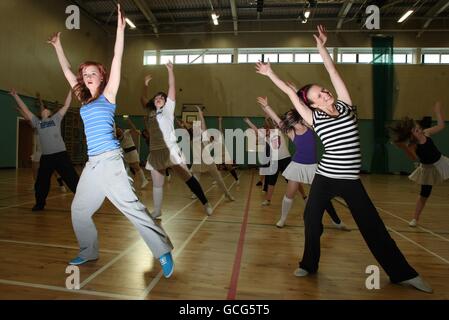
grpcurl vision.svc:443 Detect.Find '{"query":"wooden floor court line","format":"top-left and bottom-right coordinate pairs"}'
top-left (79, 176), bottom-right (230, 291)
top-left (0, 279), bottom-right (140, 300)
top-left (140, 176), bottom-right (239, 299)
top-left (0, 239), bottom-right (122, 254)
top-left (387, 227), bottom-right (449, 265)
top-left (0, 193), bottom-right (69, 210)
top-left (376, 206), bottom-right (449, 243)
top-left (227, 171), bottom-right (254, 300)
top-left (333, 198), bottom-right (449, 264)
top-left (0, 177), bottom-right (224, 298)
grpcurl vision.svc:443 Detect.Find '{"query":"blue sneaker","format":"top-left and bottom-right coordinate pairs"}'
top-left (69, 256), bottom-right (94, 266)
top-left (159, 252), bottom-right (174, 278)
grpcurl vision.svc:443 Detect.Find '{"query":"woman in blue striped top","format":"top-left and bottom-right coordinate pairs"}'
top-left (256, 25), bottom-right (432, 293)
top-left (47, 4), bottom-right (174, 278)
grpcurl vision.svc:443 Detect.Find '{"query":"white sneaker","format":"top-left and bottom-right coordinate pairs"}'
top-left (261, 200), bottom-right (271, 206)
top-left (191, 194), bottom-right (197, 199)
top-left (332, 221), bottom-right (350, 231)
top-left (151, 211), bottom-right (162, 220)
top-left (276, 219), bottom-right (285, 228)
top-left (226, 193), bottom-right (235, 201)
top-left (236, 180), bottom-right (240, 185)
top-left (212, 180), bottom-right (217, 185)
top-left (204, 203), bottom-right (213, 216)
top-left (400, 276), bottom-right (433, 293)
top-left (409, 219), bottom-right (417, 227)
top-left (293, 268), bottom-right (309, 277)
top-left (141, 179), bottom-right (149, 189)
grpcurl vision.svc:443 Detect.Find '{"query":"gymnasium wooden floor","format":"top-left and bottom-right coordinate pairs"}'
top-left (0, 168), bottom-right (448, 300)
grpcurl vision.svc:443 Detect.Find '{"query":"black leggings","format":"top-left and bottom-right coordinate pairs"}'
top-left (420, 185), bottom-right (432, 198)
top-left (299, 174), bottom-right (418, 283)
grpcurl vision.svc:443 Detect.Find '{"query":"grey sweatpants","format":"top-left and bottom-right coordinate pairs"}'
top-left (71, 149), bottom-right (173, 260)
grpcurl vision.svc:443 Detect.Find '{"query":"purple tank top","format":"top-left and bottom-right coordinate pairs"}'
top-left (292, 128), bottom-right (317, 164)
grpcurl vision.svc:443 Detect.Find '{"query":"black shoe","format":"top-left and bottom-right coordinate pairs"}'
top-left (32, 205), bottom-right (45, 211)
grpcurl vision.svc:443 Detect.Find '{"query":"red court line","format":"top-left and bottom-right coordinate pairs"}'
top-left (227, 170), bottom-right (255, 300)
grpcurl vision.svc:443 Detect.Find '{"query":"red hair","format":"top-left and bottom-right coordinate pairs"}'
top-left (73, 61), bottom-right (109, 104)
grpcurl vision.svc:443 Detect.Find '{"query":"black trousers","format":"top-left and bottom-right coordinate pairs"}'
top-left (35, 151), bottom-right (79, 207)
top-left (299, 174), bottom-right (418, 283)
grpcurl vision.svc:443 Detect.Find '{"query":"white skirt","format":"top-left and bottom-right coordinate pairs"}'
top-left (123, 149), bottom-right (139, 164)
top-left (409, 155), bottom-right (449, 185)
top-left (282, 162), bottom-right (317, 184)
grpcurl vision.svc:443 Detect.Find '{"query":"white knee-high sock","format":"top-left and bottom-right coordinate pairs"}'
top-left (153, 186), bottom-right (163, 214)
top-left (280, 195), bottom-right (294, 223)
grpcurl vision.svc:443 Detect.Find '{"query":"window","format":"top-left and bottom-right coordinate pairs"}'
top-left (218, 54), bottom-right (232, 63)
top-left (143, 50), bottom-right (157, 65)
top-left (204, 54), bottom-right (218, 64)
top-left (174, 55), bottom-right (188, 64)
top-left (279, 53), bottom-right (293, 63)
top-left (422, 49), bottom-right (449, 64)
top-left (160, 55), bottom-right (174, 64)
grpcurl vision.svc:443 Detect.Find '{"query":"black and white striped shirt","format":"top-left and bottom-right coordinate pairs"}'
top-left (312, 100), bottom-right (361, 180)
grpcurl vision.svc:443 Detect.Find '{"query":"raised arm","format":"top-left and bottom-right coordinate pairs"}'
top-left (196, 106), bottom-right (207, 131)
top-left (103, 4), bottom-right (126, 104)
top-left (166, 62), bottom-right (175, 101)
top-left (9, 89), bottom-right (34, 121)
top-left (255, 61), bottom-right (313, 126)
top-left (141, 75), bottom-right (152, 108)
top-left (47, 32), bottom-right (77, 89)
top-left (314, 25), bottom-right (352, 105)
top-left (256, 97), bottom-right (282, 126)
top-left (57, 90), bottom-right (72, 117)
top-left (424, 102), bottom-right (445, 136)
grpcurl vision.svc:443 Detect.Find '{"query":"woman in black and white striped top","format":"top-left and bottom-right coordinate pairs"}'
top-left (255, 25), bottom-right (432, 293)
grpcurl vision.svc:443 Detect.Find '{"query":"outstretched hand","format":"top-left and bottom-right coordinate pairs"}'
top-left (256, 96), bottom-right (269, 108)
top-left (47, 32), bottom-right (61, 47)
top-left (255, 61), bottom-right (272, 76)
top-left (313, 24), bottom-right (327, 47)
top-left (144, 75), bottom-right (152, 86)
top-left (117, 3), bottom-right (126, 30)
top-left (166, 61), bottom-right (174, 71)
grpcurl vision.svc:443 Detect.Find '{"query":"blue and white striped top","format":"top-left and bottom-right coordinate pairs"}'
top-left (80, 94), bottom-right (120, 156)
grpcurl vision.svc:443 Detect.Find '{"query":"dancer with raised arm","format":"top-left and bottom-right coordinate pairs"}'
top-left (255, 25), bottom-right (432, 293)
top-left (9, 89), bottom-right (79, 211)
top-left (141, 68), bottom-right (214, 219)
top-left (389, 102), bottom-right (448, 227)
top-left (256, 96), bottom-right (348, 230)
top-left (48, 4), bottom-right (174, 277)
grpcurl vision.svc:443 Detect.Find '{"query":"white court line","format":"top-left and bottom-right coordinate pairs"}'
top-left (376, 206), bottom-right (449, 243)
top-left (0, 193), bottom-right (69, 211)
top-left (0, 239), bottom-right (121, 254)
top-left (79, 175), bottom-right (229, 290)
top-left (140, 178), bottom-right (238, 299)
top-left (387, 227), bottom-right (449, 265)
top-left (334, 198), bottom-right (449, 262)
top-left (375, 201), bottom-right (449, 207)
top-left (0, 279), bottom-right (139, 300)
top-left (0, 174), bottom-right (232, 298)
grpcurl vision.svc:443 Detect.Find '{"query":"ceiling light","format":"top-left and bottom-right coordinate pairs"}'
top-left (398, 10), bottom-right (413, 23)
top-left (125, 18), bottom-right (136, 29)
